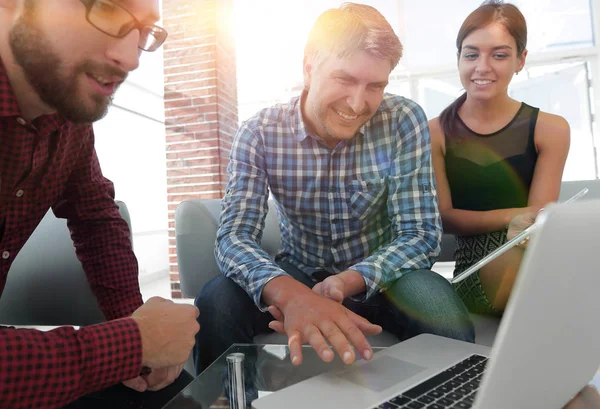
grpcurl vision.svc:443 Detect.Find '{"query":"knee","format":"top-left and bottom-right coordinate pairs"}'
top-left (386, 269), bottom-right (454, 301)
top-left (194, 277), bottom-right (217, 313)
top-left (194, 275), bottom-right (249, 325)
top-left (386, 269), bottom-right (475, 342)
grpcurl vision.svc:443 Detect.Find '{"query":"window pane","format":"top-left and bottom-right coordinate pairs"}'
top-left (415, 74), bottom-right (463, 120)
top-left (512, 0), bottom-right (594, 52)
top-left (385, 75), bottom-right (411, 100)
top-left (510, 62), bottom-right (596, 180)
top-left (401, 0), bottom-right (483, 69)
top-left (233, 0), bottom-right (400, 113)
top-left (401, 0), bottom-right (594, 69)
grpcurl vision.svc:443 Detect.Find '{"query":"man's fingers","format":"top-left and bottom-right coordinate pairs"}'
top-left (268, 305), bottom-right (284, 322)
top-left (287, 330), bottom-right (304, 366)
top-left (328, 287), bottom-right (344, 303)
top-left (268, 320), bottom-right (286, 334)
top-left (303, 324), bottom-right (334, 363)
top-left (348, 310), bottom-right (382, 336)
top-left (357, 322), bottom-right (382, 336)
top-left (145, 368), bottom-right (169, 392)
top-left (146, 365), bottom-right (184, 392)
top-left (318, 320), bottom-right (355, 364)
top-left (339, 313), bottom-right (376, 360)
top-left (318, 277), bottom-right (345, 303)
top-left (122, 376), bottom-right (148, 392)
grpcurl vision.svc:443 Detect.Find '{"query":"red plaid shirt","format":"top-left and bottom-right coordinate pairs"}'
top-left (0, 59), bottom-right (144, 408)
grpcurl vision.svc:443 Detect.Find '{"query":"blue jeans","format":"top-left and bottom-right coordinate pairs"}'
top-left (193, 261), bottom-right (474, 374)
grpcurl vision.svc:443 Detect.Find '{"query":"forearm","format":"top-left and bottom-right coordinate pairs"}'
top-left (70, 218), bottom-right (143, 319)
top-left (0, 320), bottom-right (142, 409)
top-left (442, 207), bottom-right (526, 236)
top-left (352, 226), bottom-right (440, 300)
top-left (216, 177), bottom-right (290, 309)
top-left (337, 270), bottom-right (367, 298)
top-left (216, 224), bottom-right (290, 310)
top-left (261, 276), bottom-right (312, 311)
top-left (52, 139), bottom-right (143, 320)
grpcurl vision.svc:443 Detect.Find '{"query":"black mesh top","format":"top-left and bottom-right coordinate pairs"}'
top-left (444, 103), bottom-right (539, 211)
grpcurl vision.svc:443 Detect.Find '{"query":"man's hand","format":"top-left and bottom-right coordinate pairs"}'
top-left (263, 278), bottom-right (381, 367)
top-left (312, 270), bottom-right (366, 302)
top-left (144, 364), bottom-right (186, 391)
top-left (271, 270), bottom-right (366, 317)
top-left (122, 363), bottom-right (186, 392)
top-left (267, 271), bottom-right (375, 357)
top-left (312, 275), bottom-right (345, 303)
top-left (122, 376), bottom-right (149, 393)
top-left (563, 385), bottom-right (600, 409)
top-left (132, 297), bottom-right (200, 369)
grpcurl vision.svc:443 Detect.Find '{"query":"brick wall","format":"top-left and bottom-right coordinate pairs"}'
top-left (163, 0), bottom-right (238, 298)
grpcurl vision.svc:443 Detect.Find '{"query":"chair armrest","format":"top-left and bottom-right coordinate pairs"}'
top-left (175, 199), bottom-right (283, 298)
top-left (175, 199), bottom-right (222, 298)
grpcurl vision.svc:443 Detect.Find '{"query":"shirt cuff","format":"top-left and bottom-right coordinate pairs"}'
top-left (255, 271), bottom-right (292, 312)
top-left (98, 288), bottom-right (144, 321)
top-left (349, 263), bottom-right (383, 301)
top-left (80, 318), bottom-right (143, 391)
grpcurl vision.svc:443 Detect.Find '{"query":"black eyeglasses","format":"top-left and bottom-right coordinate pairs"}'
top-left (80, 0), bottom-right (168, 52)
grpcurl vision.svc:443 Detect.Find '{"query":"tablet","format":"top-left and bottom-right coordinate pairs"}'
top-left (450, 188), bottom-right (589, 284)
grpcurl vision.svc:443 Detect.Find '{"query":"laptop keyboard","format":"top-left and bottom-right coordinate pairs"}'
top-left (373, 354), bottom-right (488, 409)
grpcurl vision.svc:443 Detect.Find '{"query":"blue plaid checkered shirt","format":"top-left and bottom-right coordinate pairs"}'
top-left (216, 93), bottom-right (442, 309)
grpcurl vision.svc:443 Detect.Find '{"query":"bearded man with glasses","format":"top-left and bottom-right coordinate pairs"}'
top-left (0, 1), bottom-right (199, 408)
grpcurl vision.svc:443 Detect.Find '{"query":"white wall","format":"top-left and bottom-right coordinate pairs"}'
top-left (93, 49), bottom-right (169, 285)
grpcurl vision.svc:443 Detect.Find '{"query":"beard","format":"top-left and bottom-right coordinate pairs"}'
top-left (312, 101), bottom-right (371, 141)
top-left (8, 3), bottom-right (125, 124)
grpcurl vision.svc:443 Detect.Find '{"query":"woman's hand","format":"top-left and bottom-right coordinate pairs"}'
top-left (507, 206), bottom-right (545, 248)
top-left (563, 385), bottom-right (600, 409)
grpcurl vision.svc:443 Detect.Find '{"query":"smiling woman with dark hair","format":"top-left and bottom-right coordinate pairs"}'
top-left (429, 1), bottom-right (570, 315)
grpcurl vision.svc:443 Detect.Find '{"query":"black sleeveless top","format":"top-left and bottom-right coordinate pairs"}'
top-left (444, 103), bottom-right (539, 274)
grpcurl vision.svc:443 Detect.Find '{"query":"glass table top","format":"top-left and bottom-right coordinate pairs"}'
top-left (162, 344), bottom-right (385, 409)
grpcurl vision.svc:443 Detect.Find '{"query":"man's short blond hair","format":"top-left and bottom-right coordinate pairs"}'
top-left (304, 3), bottom-right (403, 69)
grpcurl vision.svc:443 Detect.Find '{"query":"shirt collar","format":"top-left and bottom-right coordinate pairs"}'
top-left (291, 90), bottom-right (311, 143)
top-left (0, 57), bottom-right (66, 130)
top-left (0, 57), bottom-right (23, 117)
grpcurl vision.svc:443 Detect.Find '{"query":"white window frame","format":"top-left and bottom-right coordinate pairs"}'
top-left (390, 0), bottom-right (600, 180)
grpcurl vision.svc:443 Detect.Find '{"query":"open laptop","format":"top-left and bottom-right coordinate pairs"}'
top-left (253, 199), bottom-right (600, 409)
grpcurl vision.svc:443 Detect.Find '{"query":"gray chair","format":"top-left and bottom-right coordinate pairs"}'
top-left (559, 179), bottom-right (600, 201)
top-left (175, 199), bottom-right (500, 347)
top-left (438, 233), bottom-right (457, 262)
top-left (0, 201), bottom-right (132, 326)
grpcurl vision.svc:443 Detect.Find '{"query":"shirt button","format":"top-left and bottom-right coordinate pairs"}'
top-left (16, 117), bottom-right (27, 126)
top-left (16, 189), bottom-right (24, 197)
top-left (2, 251), bottom-right (10, 260)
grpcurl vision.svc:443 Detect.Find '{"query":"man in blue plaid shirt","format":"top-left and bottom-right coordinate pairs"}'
top-left (194, 3), bottom-right (474, 373)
